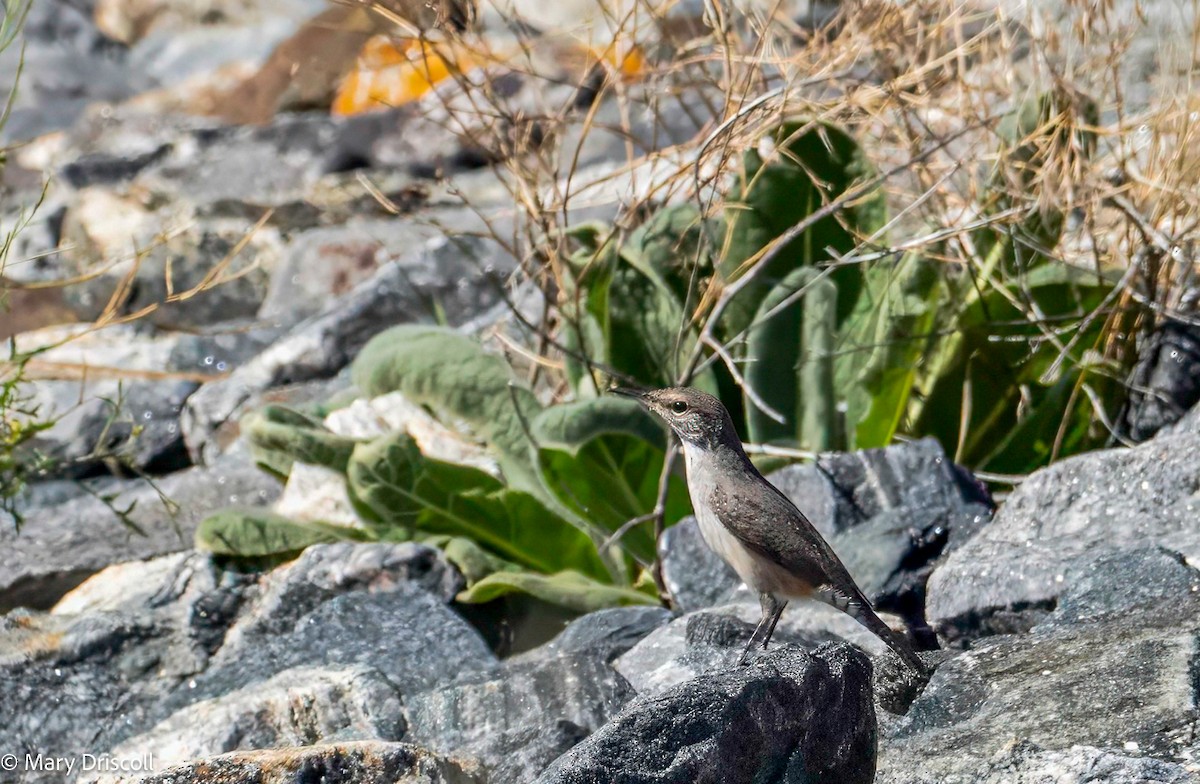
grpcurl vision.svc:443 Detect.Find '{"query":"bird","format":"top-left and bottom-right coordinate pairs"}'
top-left (614, 385), bottom-right (927, 673)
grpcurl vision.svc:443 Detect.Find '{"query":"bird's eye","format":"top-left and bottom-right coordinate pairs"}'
top-left (671, 400), bottom-right (689, 414)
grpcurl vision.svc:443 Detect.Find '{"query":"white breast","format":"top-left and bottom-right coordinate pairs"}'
top-left (682, 444), bottom-right (766, 590)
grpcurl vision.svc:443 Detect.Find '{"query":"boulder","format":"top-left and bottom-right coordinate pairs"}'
top-left (124, 741), bottom-right (484, 784)
top-left (537, 643), bottom-right (877, 784)
top-left (0, 540), bottom-right (489, 781)
top-left (405, 607), bottom-right (671, 784)
top-left (105, 665), bottom-right (406, 772)
top-left (926, 424), bottom-right (1200, 640)
top-left (0, 449), bottom-right (280, 612)
top-left (877, 547), bottom-right (1200, 781)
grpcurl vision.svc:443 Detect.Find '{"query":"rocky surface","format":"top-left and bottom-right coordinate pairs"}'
top-left (878, 544), bottom-right (1200, 782)
top-left (126, 742), bottom-right (484, 784)
top-left (3, 2), bottom-right (1200, 784)
top-left (926, 419), bottom-right (1200, 640)
top-left (0, 448), bottom-right (280, 612)
top-left (538, 644), bottom-right (877, 784)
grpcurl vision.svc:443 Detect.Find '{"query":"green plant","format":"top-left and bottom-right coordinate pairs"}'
top-left (197, 326), bottom-right (667, 611)
top-left (200, 99), bottom-right (1142, 610)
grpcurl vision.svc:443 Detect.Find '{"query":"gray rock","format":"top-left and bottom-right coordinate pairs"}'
top-left (258, 223), bottom-right (511, 323)
top-left (926, 425), bottom-right (1200, 640)
top-left (614, 600), bottom-right (887, 699)
top-left (26, 378), bottom-right (197, 478)
top-left (0, 449), bottom-right (279, 612)
top-left (1040, 547), bottom-right (1200, 629)
top-left (404, 608), bottom-right (671, 784)
top-left (0, 1), bottom-right (146, 143)
top-left (877, 741), bottom-right (1198, 784)
top-left (180, 587), bottom-right (495, 710)
top-left (0, 554), bottom-right (256, 778)
top-left (0, 540), bottom-right (488, 778)
top-left (537, 643), bottom-right (877, 784)
top-left (105, 665), bottom-right (407, 772)
top-left (181, 234), bottom-right (512, 464)
top-left (133, 741), bottom-right (485, 784)
top-left (877, 553), bottom-right (1200, 781)
top-left (222, 542), bottom-right (465, 645)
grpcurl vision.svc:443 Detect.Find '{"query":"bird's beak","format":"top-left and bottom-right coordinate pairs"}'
top-left (610, 386), bottom-right (646, 401)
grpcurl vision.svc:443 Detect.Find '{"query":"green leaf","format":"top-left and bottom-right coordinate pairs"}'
top-left (743, 267), bottom-right (840, 449)
top-left (420, 534), bottom-right (517, 585)
top-left (243, 405), bottom-right (358, 479)
top-left (837, 251), bottom-right (943, 448)
top-left (346, 431), bottom-right (610, 580)
top-left (913, 263), bottom-right (1117, 472)
top-left (720, 121), bottom-right (885, 338)
top-left (350, 325), bottom-right (543, 490)
top-left (195, 508), bottom-right (367, 557)
top-left (457, 569), bottom-right (658, 613)
top-left (531, 398), bottom-right (691, 564)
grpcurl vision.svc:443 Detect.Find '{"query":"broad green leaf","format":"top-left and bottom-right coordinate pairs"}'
top-left (457, 569), bottom-right (658, 613)
top-left (531, 398), bottom-right (691, 564)
top-left (243, 405), bottom-right (358, 479)
top-left (720, 121), bottom-right (885, 339)
top-left (195, 508), bottom-right (368, 557)
top-left (347, 431), bottom-right (610, 580)
top-left (421, 534), bottom-right (517, 585)
top-left (837, 251), bottom-right (943, 448)
top-left (743, 267), bottom-right (839, 449)
top-left (350, 325), bottom-right (543, 490)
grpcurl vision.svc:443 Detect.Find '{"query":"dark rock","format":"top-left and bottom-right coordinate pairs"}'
top-left (131, 741), bottom-right (484, 784)
top-left (531, 606), bottom-right (674, 663)
top-left (406, 651), bottom-right (633, 784)
top-left (180, 586), bottom-right (495, 711)
top-left (537, 643), bottom-right (877, 784)
top-left (926, 424), bottom-right (1200, 641)
top-left (226, 542), bottom-right (465, 641)
top-left (405, 608), bottom-right (670, 784)
top-left (166, 321), bottom-right (289, 377)
top-left (181, 234), bottom-right (512, 464)
top-left (1041, 547), bottom-right (1200, 629)
top-left (1121, 314), bottom-right (1200, 441)
top-left (0, 449), bottom-right (280, 613)
top-left (26, 378), bottom-right (198, 479)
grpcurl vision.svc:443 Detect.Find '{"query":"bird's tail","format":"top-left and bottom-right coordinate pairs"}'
top-left (839, 591), bottom-right (927, 675)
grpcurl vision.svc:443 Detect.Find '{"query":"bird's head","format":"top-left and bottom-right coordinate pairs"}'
top-left (612, 386), bottom-right (739, 451)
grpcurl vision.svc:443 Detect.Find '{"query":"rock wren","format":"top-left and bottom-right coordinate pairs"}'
top-left (616, 386), bottom-right (927, 673)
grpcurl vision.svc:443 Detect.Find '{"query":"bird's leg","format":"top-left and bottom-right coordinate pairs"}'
top-left (737, 610), bottom-right (771, 666)
top-left (759, 593), bottom-right (787, 651)
top-left (737, 593), bottom-right (787, 666)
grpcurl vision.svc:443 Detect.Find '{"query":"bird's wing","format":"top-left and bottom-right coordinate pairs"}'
top-left (708, 474), bottom-right (857, 592)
